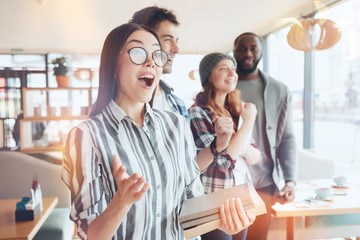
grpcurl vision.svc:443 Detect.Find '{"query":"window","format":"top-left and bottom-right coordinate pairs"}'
top-left (267, 27), bottom-right (305, 148)
top-left (266, 0), bottom-right (360, 167)
top-left (313, 0), bottom-right (360, 165)
top-left (165, 54), bottom-right (204, 108)
top-left (0, 53), bottom-right (99, 150)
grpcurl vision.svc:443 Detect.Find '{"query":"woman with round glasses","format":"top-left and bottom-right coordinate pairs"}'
top-left (61, 23), bottom-right (255, 240)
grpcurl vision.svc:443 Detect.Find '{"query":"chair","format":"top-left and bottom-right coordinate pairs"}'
top-left (297, 148), bottom-right (335, 180)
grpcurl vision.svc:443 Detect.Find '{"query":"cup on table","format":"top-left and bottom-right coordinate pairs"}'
top-left (333, 176), bottom-right (347, 187)
top-left (315, 187), bottom-right (333, 199)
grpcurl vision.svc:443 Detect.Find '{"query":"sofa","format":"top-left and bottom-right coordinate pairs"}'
top-left (0, 151), bottom-right (74, 240)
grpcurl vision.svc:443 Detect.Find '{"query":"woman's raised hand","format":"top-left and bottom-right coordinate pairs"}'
top-left (218, 198), bottom-right (256, 235)
top-left (213, 116), bottom-right (234, 152)
top-left (240, 102), bottom-right (257, 127)
top-left (112, 155), bottom-right (149, 206)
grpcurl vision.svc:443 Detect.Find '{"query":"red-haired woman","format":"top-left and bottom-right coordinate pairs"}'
top-left (189, 52), bottom-right (261, 240)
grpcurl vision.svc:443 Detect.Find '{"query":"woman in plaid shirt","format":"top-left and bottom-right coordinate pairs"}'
top-left (189, 53), bottom-right (261, 240)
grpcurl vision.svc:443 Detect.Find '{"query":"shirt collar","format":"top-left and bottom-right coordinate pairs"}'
top-left (159, 80), bottom-right (174, 94)
top-left (104, 100), bottom-right (155, 133)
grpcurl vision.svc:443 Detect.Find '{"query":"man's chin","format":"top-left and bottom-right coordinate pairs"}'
top-left (162, 66), bottom-right (172, 74)
top-left (238, 65), bottom-right (257, 75)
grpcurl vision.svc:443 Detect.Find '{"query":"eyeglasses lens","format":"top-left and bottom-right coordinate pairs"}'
top-left (153, 50), bottom-right (168, 67)
top-left (128, 47), bottom-right (168, 67)
top-left (129, 48), bottom-right (146, 65)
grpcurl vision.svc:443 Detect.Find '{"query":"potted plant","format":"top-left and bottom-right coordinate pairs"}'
top-left (51, 57), bottom-right (70, 87)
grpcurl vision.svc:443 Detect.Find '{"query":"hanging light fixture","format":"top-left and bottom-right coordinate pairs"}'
top-left (287, 18), bottom-right (341, 52)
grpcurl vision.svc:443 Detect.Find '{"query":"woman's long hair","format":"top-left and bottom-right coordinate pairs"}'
top-left (195, 80), bottom-right (242, 131)
top-left (90, 23), bottom-right (160, 117)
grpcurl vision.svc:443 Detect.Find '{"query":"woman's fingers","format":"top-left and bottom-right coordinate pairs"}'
top-left (113, 154), bottom-right (148, 196)
top-left (216, 117), bottom-right (234, 134)
top-left (219, 198), bottom-right (256, 235)
top-left (227, 199), bottom-right (238, 231)
top-left (219, 202), bottom-right (229, 230)
top-left (113, 155), bottom-right (129, 179)
top-left (113, 154), bottom-right (121, 176)
top-left (246, 211), bottom-right (256, 225)
top-left (113, 165), bottom-right (128, 191)
top-left (234, 198), bottom-right (250, 229)
top-left (134, 182), bottom-right (150, 200)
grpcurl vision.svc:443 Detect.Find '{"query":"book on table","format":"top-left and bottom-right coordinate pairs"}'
top-left (179, 183), bottom-right (266, 239)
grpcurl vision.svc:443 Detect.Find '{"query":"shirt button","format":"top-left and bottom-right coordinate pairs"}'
top-left (157, 213), bottom-right (160, 217)
top-left (150, 156), bottom-right (155, 160)
top-left (157, 185), bottom-right (161, 190)
top-left (267, 126), bottom-right (272, 130)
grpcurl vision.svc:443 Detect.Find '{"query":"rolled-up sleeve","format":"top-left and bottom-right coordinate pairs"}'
top-left (189, 106), bottom-right (235, 171)
top-left (183, 117), bottom-right (204, 199)
top-left (61, 125), bottom-right (106, 239)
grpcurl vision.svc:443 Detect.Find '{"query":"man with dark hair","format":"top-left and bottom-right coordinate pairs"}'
top-left (129, 6), bottom-right (189, 120)
top-left (233, 32), bottom-right (297, 240)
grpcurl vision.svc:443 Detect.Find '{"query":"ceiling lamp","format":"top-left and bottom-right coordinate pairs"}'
top-left (188, 70), bottom-right (198, 81)
top-left (287, 18), bottom-right (341, 52)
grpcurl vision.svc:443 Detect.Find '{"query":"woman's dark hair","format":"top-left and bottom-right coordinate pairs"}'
top-left (90, 23), bottom-right (160, 116)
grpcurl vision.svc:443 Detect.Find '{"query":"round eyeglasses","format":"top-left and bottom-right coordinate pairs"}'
top-left (127, 47), bottom-right (169, 67)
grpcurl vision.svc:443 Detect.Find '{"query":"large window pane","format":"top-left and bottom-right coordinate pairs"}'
top-left (267, 27), bottom-right (305, 148)
top-left (314, 0), bottom-right (360, 165)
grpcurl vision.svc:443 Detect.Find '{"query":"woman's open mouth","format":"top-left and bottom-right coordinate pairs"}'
top-left (138, 74), bottom-right (155, 87)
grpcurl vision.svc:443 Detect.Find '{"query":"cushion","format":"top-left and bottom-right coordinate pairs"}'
top-left (34, 208), bottom-right (74, 240)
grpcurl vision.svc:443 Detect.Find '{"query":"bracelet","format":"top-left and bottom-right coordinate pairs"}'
top-left (210, 137), bottom-right (227, 157)
top-left (210, 138), bottom-right (217, 156)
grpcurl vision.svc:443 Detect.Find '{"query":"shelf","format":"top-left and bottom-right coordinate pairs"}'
top-left (20, 87), bottom-right (92, 153)
top-left (0, 119), bottom-right (4, 149)
top-left (22, 87), bottom-right (92, 119)
top-left (23, 87), bottom-right (92, 91)
top-left (22, 116), bottom-right (88, 121)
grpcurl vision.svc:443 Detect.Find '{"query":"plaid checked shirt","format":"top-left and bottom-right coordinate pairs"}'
top-left (189, 104), bottom-right (252, 194)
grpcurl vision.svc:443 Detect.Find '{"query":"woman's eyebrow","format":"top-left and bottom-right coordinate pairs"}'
top-left (126, 39), bottom-right (160, 47)
top-left (126, 39), bottom-right (143, 45)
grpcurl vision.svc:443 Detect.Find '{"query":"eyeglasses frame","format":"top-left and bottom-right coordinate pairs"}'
top-left (126, 47), bottom-right (169, 67)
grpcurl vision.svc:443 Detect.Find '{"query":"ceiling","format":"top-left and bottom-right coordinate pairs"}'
top-left (0, 0), bottom-right (337, 55)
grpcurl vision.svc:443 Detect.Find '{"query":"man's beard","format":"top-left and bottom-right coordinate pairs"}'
top-left (236, 58), bottom-right (261, 75)
top-left (162, 64), bottom-right (172, 74)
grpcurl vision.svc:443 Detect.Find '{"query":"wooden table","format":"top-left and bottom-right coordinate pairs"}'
top-left (0, 197), bottom-right (58, 240)
top-left (272, 178), bottom-right (360, 240)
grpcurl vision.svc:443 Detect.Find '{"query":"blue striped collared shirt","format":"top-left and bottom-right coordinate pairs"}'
top-left (158, 80), bottom-right (190, 121)
top-left (61, 100), bottom-right (203, 240)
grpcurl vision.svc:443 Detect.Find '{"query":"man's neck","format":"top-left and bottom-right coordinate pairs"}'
top-left (237, 68), bottom-right (260, 81)
top-left (155, 84), bottom-right (163, 96)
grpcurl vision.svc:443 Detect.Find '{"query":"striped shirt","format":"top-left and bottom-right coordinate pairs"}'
top-left (61, 100), bottom-right (203, 240)
top-left (189, 105), bottom-right (252, 194)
